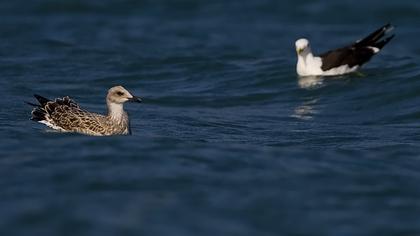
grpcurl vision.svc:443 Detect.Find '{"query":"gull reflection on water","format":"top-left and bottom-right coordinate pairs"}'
top-left (291, 98), bottom-right (320, 120)
top-left (297, 76), bottom-right (324, 89)
top-left (292, 76), bottom-right (324, 120)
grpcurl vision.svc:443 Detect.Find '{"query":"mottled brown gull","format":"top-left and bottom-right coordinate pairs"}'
top-left (28, 85), bottom-right (142, 136)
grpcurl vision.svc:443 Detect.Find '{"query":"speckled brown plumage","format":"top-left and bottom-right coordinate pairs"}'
top-left (28, 86), bottom-right (142, 136)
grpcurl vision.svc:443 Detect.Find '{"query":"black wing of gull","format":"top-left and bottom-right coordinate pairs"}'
top-left (319, 23), bottom-right (395, 72)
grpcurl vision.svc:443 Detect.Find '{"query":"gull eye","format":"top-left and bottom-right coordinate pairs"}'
top-left (116, 91), bottom-right (124, 96)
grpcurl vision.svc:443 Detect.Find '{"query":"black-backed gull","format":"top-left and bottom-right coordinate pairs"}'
top-left (295, 23), bottom-right (395, 77)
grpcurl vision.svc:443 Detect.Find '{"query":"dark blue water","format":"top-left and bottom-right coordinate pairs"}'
top-left (2, 0), bottom-right (420, 235)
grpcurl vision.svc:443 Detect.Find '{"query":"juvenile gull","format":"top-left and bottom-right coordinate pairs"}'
top-left (28, 86), bottom-right (142, 136)
top-left (295, 23), bottom-right (395, 77)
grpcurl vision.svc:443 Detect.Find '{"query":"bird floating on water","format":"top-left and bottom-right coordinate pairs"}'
top-left (295, 23), bottom-right (395, 77)
top-left (28, 85), bottom-right (142, 136)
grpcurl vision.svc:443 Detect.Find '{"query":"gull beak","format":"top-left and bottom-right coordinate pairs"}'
top-left (296, 48), bottom-right (303, 54)
top-left (128, 96), bottom-right (142, 103)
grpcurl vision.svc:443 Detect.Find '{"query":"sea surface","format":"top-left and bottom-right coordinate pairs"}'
top-left (1, 0), bottom-right (420, 235)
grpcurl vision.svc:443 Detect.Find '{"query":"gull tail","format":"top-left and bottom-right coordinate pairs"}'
top-left (356, 23), bottom-right (395, 49)
top-left (28, 94), bottom-right (51, 122)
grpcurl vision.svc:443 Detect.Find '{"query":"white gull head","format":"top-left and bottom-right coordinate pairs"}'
top-left (295, 38), bottom-right (311, 55)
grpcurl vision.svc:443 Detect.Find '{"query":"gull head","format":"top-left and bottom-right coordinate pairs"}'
top-left (295, 38), bottom-right (310, 55)
top-left (107, 85), bottom-right (142, 104)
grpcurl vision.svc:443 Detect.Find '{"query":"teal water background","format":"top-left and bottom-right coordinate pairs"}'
top-left (1, 0), bottom-right (420, 235)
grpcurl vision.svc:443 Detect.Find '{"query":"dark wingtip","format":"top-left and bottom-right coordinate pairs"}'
top-left (375, 34), bottom-right (395, 49)
top-left (25, 101), bottom-right (39, 107)
top-left (33, 94), bottom-right (47, 99)
top-left (33, 94), bottom-right (50, 107)
top-left (383, 23), bottom-right (394, 29)
top-left (356, 23), bottom-right (395, 47)
top-left (384, 23), bottom-right (395, 32)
